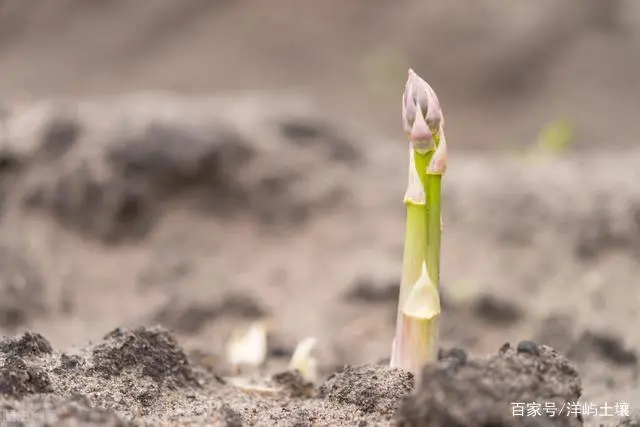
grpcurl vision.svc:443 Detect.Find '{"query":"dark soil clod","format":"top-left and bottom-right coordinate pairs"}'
top-left (151, 301), bottom-right (222, 334)
top-left (58, 353), bottom-right (85, 371)
top-left (278, 118), bottom-right (360, 164)
top-left (0, 355), bottom-right (54, 398)
top-left (397, 344), bottom-right (582, 427)
top-left (517, 340), bottom-right (540, 356)
top-left (29, 169), bottom-right (158, 244)
top-left (499, 342), bottom-right (512, 354)
top-left (344, 278), bottom-right (400, 303)
top-left (472, 294), bottom-right (524, 325)
top-left (272, 370), bottom-right (315, 398)
top-left (0, 332), bottom-right (53, 357)
top-left (151, 293), bottom-right (267, 334)
top-left (574, 211), bottom-right (627, 260)
top-left (568, 330), bottom-right (638, 367)
top-left (0, 151), bottom-right (22, 174)
top-left (39, 115), bottom-right (82, 160)
top-left (218, 294), bottom-right (268, 318)
top-left (319, 364), bottom-right (414, 417)
top-left (90, 326), bottom-right (198, 387)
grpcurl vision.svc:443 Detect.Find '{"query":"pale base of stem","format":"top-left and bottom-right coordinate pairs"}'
top-left (390, 314), bottom-right (439, 380)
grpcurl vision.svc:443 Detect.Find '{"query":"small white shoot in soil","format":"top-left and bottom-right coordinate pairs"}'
top-left (288, 337), bottom-right (319, 383)
top-left (390, 69), bottom-right (447, 377)
top-left (226, 320), bottom-right (268, 370)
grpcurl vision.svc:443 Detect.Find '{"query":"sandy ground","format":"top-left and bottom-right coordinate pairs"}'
top-left (0, 95), bottom-right (638, 426)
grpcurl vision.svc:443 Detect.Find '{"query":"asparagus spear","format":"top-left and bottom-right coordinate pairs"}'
top-left (390, 69), bottom-right (447, 377)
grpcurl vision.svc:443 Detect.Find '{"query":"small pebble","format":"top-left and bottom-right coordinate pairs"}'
top-left (517, 340), bottom-right (540, 356)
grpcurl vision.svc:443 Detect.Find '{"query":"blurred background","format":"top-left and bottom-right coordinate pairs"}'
top-left (0, 1), bottom-right (639, 424)
top-left (2, 0), bottom-right (640, 149)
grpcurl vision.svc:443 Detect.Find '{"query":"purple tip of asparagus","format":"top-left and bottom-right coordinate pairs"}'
top-left (402, 69), bottom-right (443, 153)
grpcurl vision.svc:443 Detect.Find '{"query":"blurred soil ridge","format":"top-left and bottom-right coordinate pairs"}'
top-left (0, 96), bottom-right (358, 244)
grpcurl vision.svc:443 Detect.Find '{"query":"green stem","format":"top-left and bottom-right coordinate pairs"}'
top-left (396, 150), bottom-right (432, 312)
top-left (426, 173), bottom-right (441, 288)
top-left (413, 150), bottom-right (431, 200)
top-left (396, 203), bottom-right (428, 317)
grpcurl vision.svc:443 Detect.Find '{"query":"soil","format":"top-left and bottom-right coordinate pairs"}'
top-left (0, 95), bottom-right (637, 426)
top-left (0, 1), bottom-right (640, 426)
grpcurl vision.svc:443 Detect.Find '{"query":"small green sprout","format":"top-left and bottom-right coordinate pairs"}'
top-left (390, 69), bottom-right (447, 376)
top-left (536, 118), bottom-right (574, 154)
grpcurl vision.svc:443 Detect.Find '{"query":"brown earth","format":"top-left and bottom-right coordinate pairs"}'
top-left (0, 1), bottom-right (640, 426)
